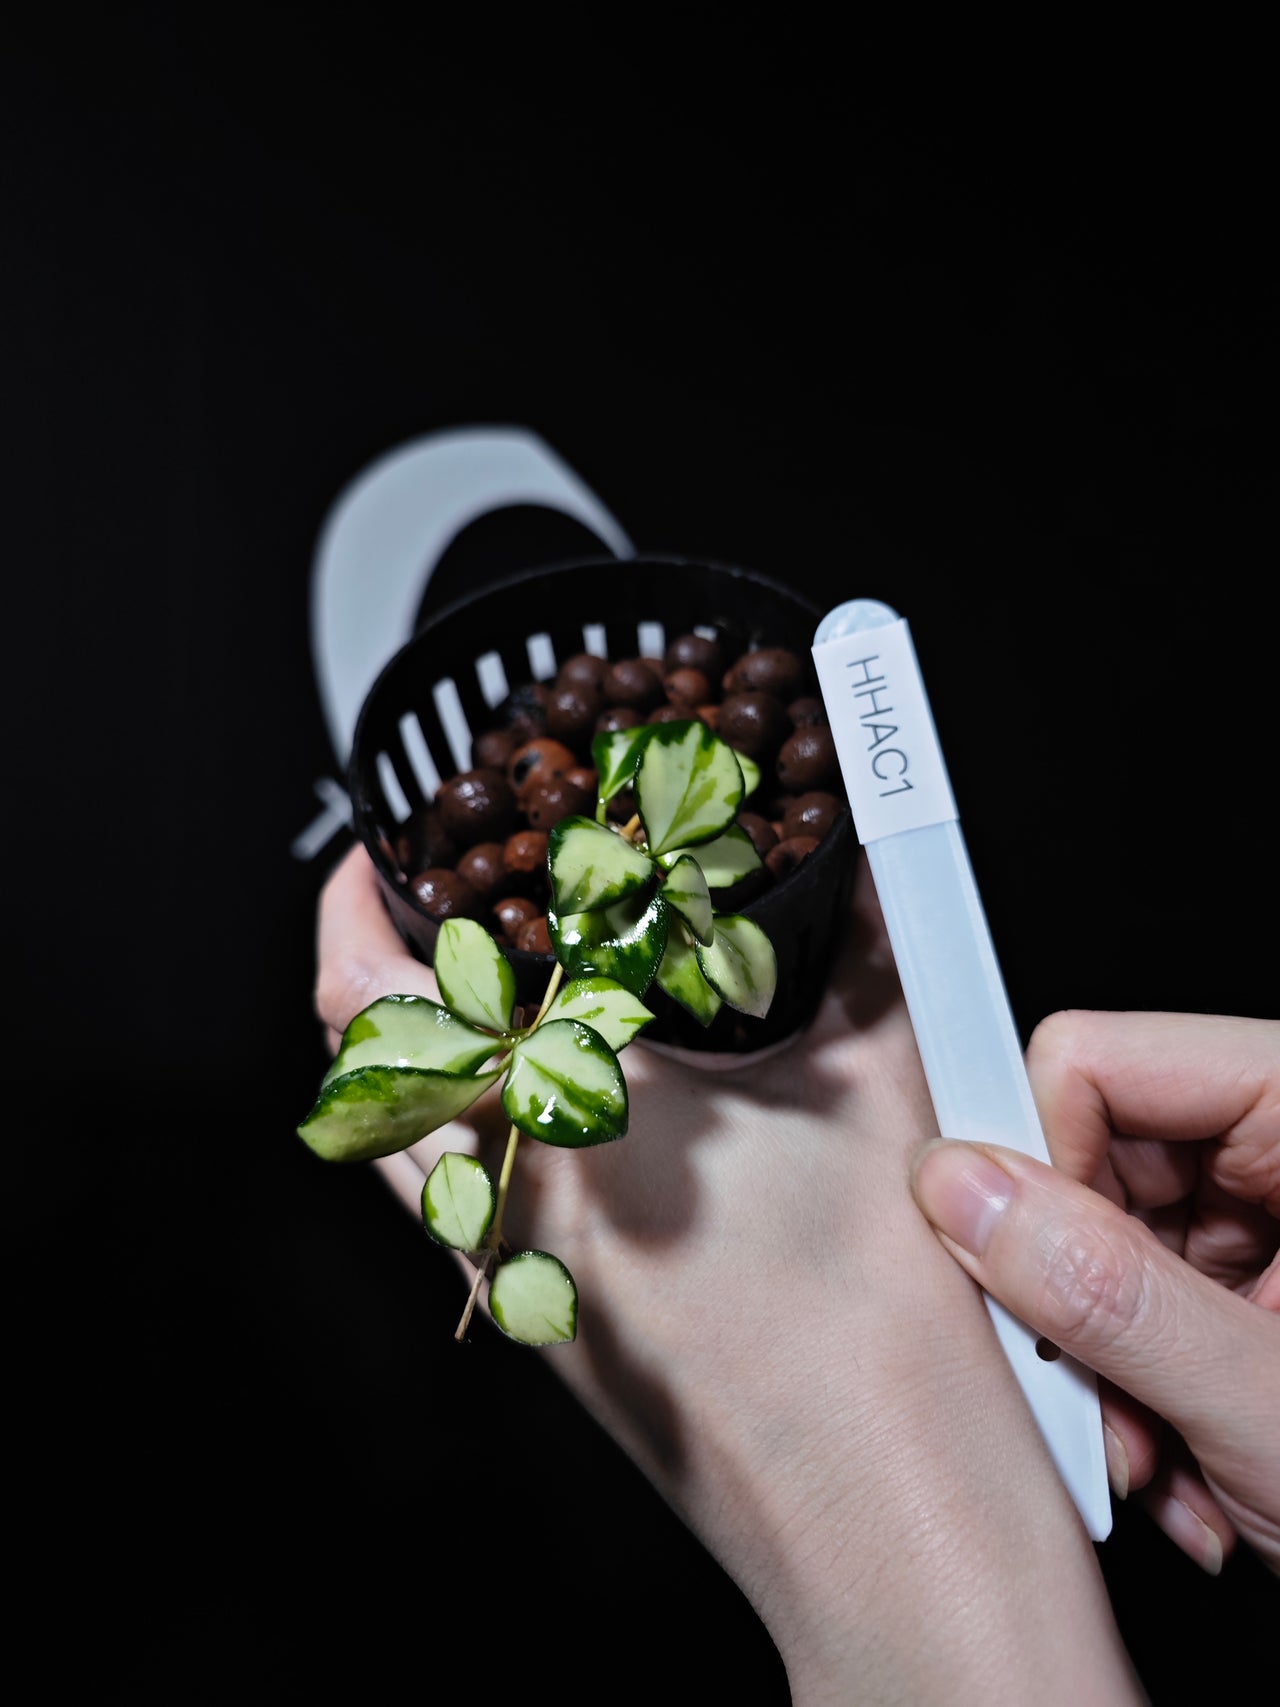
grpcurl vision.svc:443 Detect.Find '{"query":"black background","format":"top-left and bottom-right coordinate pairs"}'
top-left (6, 15), bottom-right (1275, 1703)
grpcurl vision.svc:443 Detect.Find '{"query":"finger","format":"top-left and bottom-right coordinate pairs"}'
top-left (1139, 1435), bottom-right (1237, 1576)
top-left (1023, 1011), bottom-right (1280, 1203)
top-left (314, 843), bottom-right (439, 1049)
top-left (909, 1139), bottom-right (1280, 1479)
top-left (1096, 1376), bottom-right (1162, 1500)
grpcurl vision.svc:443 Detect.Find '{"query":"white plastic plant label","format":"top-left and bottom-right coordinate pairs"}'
top-left (812, 618), bottom-right (958, 845)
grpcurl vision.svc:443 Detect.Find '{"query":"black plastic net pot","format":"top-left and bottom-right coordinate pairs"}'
top-left (347, 555), bottom-right (858, 1056)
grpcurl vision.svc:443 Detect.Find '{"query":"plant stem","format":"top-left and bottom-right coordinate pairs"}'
top-left (454, 960), bottom-right (566, 1341)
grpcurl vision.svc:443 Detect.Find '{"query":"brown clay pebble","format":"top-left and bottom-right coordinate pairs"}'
top-left (603, 657), bottom-right (664, 712)
top-left (765, 835), bottom-right (820, 880)
top-left (648, 703), bottom-right (692, 725)
top-left (663, 666), bottom-right (710, 706)
top-left (594, 707), bottom-right (640, 738)
top-left (696, 703), bottom-right (720, 731)
top-left (718, 690), bottom-right (790, 761)
top-left (472, 727), bottom-right (517, 771)
top-left (499, 681), bottom-right (550, 744)
top-left (516, 915), bottom-right (553, 955)
top-left (455, 841), bottom-right (509, 901)
top-left (776, 725), bottom-right (838, 792)
top-left (781, 790), bottom-right (843, 842)
top-left (565, 764), bottom-right (597, 795)
top-left (663, 632), bottom-right (723, 678)
top-left (737, 811), bottom-right (779, 858)
top-left (724, 646), bottom-right (806, 700)
top-left (503, 828), bottom-right (549, 883)
top-left (555, 652), bottom-right (609, 695)
top-left (436, 768), bottom-right (519, 846)
top-left (545, 682), bottom-right (603, 747)
top-left (493, 895), bottom-right (541, 943)
top-left (523, 774), bottom-right (595, 832)
top-left (786, 695), bottom-right (828, 728)
top-left (409, 867), bottom-right (482, 919)
top-left (509, 737), bottom-right (577, 798)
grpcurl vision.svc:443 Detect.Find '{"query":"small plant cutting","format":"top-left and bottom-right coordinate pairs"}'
top-left (297, 718), bottom-right (777, 1347)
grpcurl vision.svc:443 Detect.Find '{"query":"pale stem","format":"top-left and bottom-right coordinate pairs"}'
top-left (454, 960), bottom-right (567, 1342)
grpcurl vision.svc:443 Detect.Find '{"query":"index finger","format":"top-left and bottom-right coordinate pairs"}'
top-left (1025, 1009), bottom-right (1280, 1212)
top-left (314, 841), bottom-right (440, 1048)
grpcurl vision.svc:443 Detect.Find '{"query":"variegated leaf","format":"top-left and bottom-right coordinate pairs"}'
top-left (634, 720), bottom-right (744, 856)
top-left (655, 921), bottom-right (722, 1025)
top-left (422, 1152), bottom-right (495, 1252)
top-left (548, 814), bottom-right (654, 916)
top-left (544, 974), bottom-right (654, 1053)
top-left (548, 888), bottom-right (668, 998)
top-left (501, 1019), bottom-right (628, 1147)
top-left (695, 913), bottom-right (777, 1019)
top-left (297, 1064), bottom-right (504, 1164)
top-left (660, 853), bottom-right (714, 944)
top-left (434, 917), bottom-right (517, 1033)
top-left (323, 993), bottom-right (498, 1087)
top-left (489, 1250), bottom-right (578, 1345)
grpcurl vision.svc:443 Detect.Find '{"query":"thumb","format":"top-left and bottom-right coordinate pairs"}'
top-left (909, 1140), bottom-right (1280, 1483)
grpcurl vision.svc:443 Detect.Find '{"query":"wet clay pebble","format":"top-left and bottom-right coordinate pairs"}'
top-left (786, 695), bottom-right (828, 728)
top-left (496, 681), bottom-right (550, 744)
top-left (493, 894), bottom-right (542, 943)
top-left (782, 790), bottom-right (844, 842)
top-left (455, 841), bottom-right (510, 901)
top-left (737, 811), bottom-right (779, 859)
top-left (509, 737), bottom-right (578, 798)
top-left (595, 705), bottom-right (642, 736)
top-left (603, 657), bottom-right (664, 712)
top-left (717, 691), bottom-right (791, 761)
top-left (503, 828), bottom-right (550, 887)
top-left (472, 726), bottom-right (518, 771)
top-left (555, 652), bottom-right (610, 694)
top-left (663, 666), bottom-right (711, 706)
top-left (723, 646), bottom-right (806, 700)
top-left (409, 868), bottom-right (482, 919)
top-left (436, 768), bottom-right (519, 846)
top-left (663, 632), bottom-right (723, 678)
top-left (766, 835), bottom-right (820, 880)
top-left (523, 774), bottom-right (596, 831)
top-left (546, 682), bottom-right (603, 747)
top-left (776, 725), bottom-right (839, 792)
top-left (516, 915), bottom-right (553, 955)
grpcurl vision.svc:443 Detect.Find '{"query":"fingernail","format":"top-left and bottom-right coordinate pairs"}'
top-left (1166, 1499), bottom-right (1224, 1577)
top-left (912, 1142), bottom-right (1013, 1257)
top-left (1103, 1425), bottom-right (1129, 1500)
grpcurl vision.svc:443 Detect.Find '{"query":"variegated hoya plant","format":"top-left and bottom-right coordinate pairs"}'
top-left (297, 719), bottom-right (777, 1346)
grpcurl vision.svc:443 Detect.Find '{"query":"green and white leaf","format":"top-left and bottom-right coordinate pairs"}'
top-left (422, 1152), bottom-right (495, 1252)
top-left (591, 723), bottom-right (657, 802)
top-left (544, 974), bottom-right (654, 1053)
top-left (297, 1064), bottom-right (504, 1164)
top-left (660, 853), bottom-right (714, 944)
top-left (549, 889), bottom-right (668, 998)
top-left (696, 913), bottom-right (778, 1019)
top-left (323, 993), bottom-right (499, 1087)
top-left (501, 1019), bottom-right (628, 1147)
top-left (735, 751), bottom-right (762, 799)
top-left (655, 921), bottom-right (722, 1025)
top-left (657, 823), bottom-right (761, 891)
top-left (489, 1250), bottom-right (578, 1345)
top-left (548, 814), bottom-right (654, 916)
top-left (434, 917), bottom-right (516, 1033)
top-left (635, 720), bottom-right (744, 857)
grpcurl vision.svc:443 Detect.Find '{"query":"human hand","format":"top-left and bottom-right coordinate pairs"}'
top-left (312, 842), bottom-right (1144, 1704)
top-left (911, 1009), bottom-right (1280, 1577)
